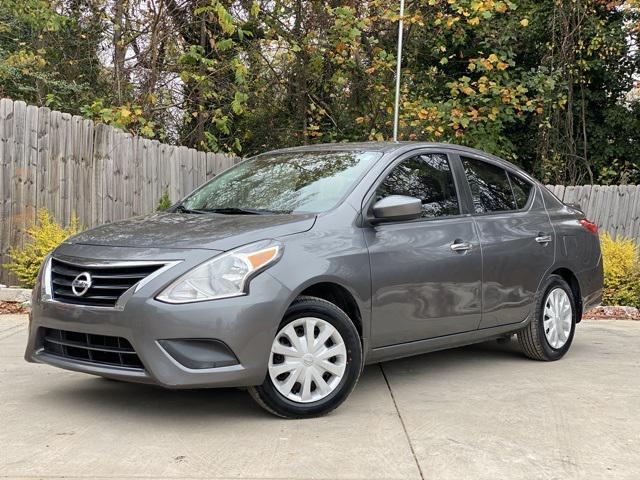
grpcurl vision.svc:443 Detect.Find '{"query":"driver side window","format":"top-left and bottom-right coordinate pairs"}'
top-left (376, 153), bottom-right (460, 218)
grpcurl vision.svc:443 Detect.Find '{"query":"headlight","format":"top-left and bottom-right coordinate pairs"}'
top-left (40, 254), bottom-right (53, 301)
top-left (156, 240), bottom-right (283, 304)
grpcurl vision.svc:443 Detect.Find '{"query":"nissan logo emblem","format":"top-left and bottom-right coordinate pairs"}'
top-left (71, 272), bottom-right (92, 297)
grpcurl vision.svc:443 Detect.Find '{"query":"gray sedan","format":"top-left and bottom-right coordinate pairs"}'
top-left (25, 142), bottom-right (603, 418)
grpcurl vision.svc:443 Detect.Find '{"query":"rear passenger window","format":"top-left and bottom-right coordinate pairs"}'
top-left (462, 157), bottom-right (516, 213)
top-left (376, 153), bottom-right (460, 218)
top-left (509, 173), bottom-right (533, 209)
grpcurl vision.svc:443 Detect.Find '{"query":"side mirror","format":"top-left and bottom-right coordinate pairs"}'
top-left (371, 195), bottom-right (422, 223)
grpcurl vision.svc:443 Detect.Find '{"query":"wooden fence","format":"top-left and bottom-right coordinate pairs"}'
top-left (546, 185), bottom-right (640, 241)
top-left (1, 98), bottom-right (639, 285)
top-left (0, 98), bottom-right (235, 284)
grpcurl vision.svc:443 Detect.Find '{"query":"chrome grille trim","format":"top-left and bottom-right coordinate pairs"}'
top-left (45, 256), bottom-right (180, 309)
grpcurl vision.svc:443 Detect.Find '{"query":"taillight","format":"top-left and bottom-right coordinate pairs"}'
top-left (580, 219), bottom-right (598, 234)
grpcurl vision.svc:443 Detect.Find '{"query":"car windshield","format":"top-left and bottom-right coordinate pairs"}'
top-left (180, 150), bottom-right (382, 214)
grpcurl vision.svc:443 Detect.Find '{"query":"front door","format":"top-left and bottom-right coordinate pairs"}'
top-left (364, 152), bottom-right (483, 348)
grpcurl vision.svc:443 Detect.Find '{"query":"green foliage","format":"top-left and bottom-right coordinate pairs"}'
top-left (0, 0), bottom-right (111, 113)
top-left (156, 190), bottom-right (172, 211)
top-left (81, 100), bottom-right (159, 139)
top-left (1, 0), bottom-right (639, 183)
top-left (601, 233), bottom-right (640, 308)
top-left (176, 1), bottom-right (251, 154)
top-left (5, 210), bottom-right (80, 288)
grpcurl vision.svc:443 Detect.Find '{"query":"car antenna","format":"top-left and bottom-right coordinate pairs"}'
top-left (392, 0), bottom-right (405, 142)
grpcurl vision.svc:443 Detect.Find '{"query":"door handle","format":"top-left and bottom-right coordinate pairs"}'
top-left (535, 234), bottom-right (552, 244)
top-left (450, 241), bottom-right (473, 252)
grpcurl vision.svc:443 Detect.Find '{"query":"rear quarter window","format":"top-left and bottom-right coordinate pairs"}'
top-left (508, 173), bottom-right (534, 209)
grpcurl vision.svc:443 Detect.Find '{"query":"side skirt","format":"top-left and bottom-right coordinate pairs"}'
top-left (365, 316), bottom-right (530, 365)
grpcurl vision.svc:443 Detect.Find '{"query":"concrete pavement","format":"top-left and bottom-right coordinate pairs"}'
top-left (1, 315), bottom-right (638, 479)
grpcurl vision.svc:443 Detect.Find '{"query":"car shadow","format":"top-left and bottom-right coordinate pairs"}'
top-left (374, 336), bottom-right (532, 375)
top-left (39, 338), bottom-right (531, 420)
top-left (43, 377), bottom-right (269, 421)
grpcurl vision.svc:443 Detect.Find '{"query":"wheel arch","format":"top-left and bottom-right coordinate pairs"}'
top-left (550, 267), bottom-right (583, 322)
top-left (293, 281), bottom-right (365, 340)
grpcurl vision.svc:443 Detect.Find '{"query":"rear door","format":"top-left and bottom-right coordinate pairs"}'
top-left (457, 154), bottom-right (555, 328)
top-left (364, 151), bottom-right (483, 347)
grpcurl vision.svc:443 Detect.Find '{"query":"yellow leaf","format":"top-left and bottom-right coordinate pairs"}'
top-left (141, 125), bottom-right (154, 137)
top-left (480, 59), bottom-right (493, 70)
top-left (520, 18), bottom-right (529, 27)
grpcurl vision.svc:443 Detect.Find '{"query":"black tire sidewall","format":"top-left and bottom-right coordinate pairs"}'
top-left (256, 298), bottom-right (362, 418)
top-left (536, 276), bottom-right (576, 359)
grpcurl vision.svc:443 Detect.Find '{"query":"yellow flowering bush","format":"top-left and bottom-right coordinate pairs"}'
top-left (5, 210), bottom-right (80, 288)
top-left (601, 233), bottom-right (640, 308)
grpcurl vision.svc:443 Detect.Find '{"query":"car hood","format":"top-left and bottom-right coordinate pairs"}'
top-left (66, 212), bottom-right (316, 251)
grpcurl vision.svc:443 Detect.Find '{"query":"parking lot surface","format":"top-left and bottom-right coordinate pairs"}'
top-left (1, 315), bottom-right (638, 480)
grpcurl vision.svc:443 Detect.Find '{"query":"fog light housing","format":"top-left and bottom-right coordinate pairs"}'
top-left (158, 339), bottom-right (239, 369)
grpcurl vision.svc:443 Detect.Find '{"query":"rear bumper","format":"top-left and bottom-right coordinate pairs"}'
top-left (583, 288), bottom-right (603, 312)
top-left (578, 253), bottom-right (604, 316)
top-left (25, 248), bottom-right (292, 389)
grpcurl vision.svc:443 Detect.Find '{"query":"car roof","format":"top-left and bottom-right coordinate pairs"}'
top-left (267, 141), bottom-right (503, 160)
top-left (268, 142), bottom-right (403, 154)
top-left (265, 141), bottom-right (529, 178)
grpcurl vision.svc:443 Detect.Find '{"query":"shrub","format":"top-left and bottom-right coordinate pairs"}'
top-left (600, 233), bottom-right (640, 308)
top-left (4, 210), bottom-right (79, 288)
top-left (156, 190), bottom-right (172, 211)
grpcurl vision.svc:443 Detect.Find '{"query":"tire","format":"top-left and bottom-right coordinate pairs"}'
top-left (249, 296), bottom-right (363, 419)
top-left (517, 274), bottom-right (577, 361)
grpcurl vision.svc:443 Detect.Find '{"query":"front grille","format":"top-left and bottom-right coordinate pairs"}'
top-left (51, 258), bottom-right (163, 307)
top-left (41, 328), bottom-right (144, 370)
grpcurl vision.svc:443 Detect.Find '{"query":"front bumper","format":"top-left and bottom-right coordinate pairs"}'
top-left (25, 244), bottom-right (293, 389)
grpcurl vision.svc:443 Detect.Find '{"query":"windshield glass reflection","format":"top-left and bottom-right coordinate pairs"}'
top-left (182, 151), bottom-right (382, 214)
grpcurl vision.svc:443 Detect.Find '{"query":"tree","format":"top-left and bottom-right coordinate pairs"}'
top-left (2, 0), bottom-right (639, 184)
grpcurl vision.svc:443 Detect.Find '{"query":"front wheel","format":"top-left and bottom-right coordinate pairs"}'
top-left (249, 296), bottom-right (362, 418)
top-left (518, 274), bottom-right (577, 361)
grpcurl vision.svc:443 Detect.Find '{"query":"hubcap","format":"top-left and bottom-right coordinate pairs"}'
top-left (268, 317), bottom-right (347, 403)
top-left (543, 288), bottom-right (572, 349)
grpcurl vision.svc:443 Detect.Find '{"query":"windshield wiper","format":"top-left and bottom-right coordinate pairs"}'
top-left (201, 207), bottom-right (289, 215)
top-left (174, 205), bottom-right (206, 214)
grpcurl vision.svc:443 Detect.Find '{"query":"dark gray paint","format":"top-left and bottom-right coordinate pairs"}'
top-left (365, 216), bottom-right (483, 346)
top-left (372, 195), bottom-right (422, 222)
top-left (25, 142), bottom-right (604, 389)
top-left (472, 187), bottom-right (555, 329)
top-left (68, 211), bottom-right (316, 251)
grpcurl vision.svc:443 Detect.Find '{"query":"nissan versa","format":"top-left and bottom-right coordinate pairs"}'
top-left (25, 142), bottom-right (603, 418)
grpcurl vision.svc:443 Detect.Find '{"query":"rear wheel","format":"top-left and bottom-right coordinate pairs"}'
top-left (518, 274), bottom-right (577, 361)
top-left (249, 296), bottom-right (362, 418)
